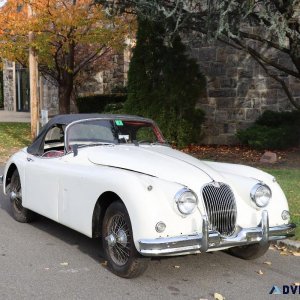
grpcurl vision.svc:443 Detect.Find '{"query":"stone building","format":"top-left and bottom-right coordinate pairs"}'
top-left (1, 38), bottom-right (298, 144)
top-left (2, 61), bottom-right (58, 115)
top-left (1, 48), bottom-right (130, 116)
top-left (186, 40), bottom-right (297, 144)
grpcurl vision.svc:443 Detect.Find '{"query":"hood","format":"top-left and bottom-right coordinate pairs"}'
top-left (88, 145), bottom-right (226, 186)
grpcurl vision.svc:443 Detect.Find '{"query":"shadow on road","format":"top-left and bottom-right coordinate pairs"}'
top-left (0, 190), bottom-right (106, 264)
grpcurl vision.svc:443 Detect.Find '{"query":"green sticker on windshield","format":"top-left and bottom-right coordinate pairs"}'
top-left (115, 120), bottom-right (124, 126)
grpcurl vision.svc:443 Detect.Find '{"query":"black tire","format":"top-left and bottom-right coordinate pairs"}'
top-left (226, 242), bottom-right (270, 260)
top-left (10, 169), bottom-right (35, 223)
top-left (102, 201), bottom-right (149, 278)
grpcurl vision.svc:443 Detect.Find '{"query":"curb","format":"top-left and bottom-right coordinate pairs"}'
top-left (274, 239), bottom-right (300, 252)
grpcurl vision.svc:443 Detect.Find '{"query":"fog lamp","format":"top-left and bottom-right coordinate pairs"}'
top-left (281, 210), bottom-right (290, 221)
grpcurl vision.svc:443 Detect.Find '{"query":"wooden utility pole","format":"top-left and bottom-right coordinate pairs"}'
top-left (28, 3), bottom-right (39, 139)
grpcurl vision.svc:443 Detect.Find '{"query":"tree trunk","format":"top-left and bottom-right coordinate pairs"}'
top-left (58, 41), bottom-right (75, 114)
top-left (58, 85), bottom-right (72, 114)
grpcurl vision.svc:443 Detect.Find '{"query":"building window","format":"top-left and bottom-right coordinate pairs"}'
top-left (15, 64), bottom-right (30, 112)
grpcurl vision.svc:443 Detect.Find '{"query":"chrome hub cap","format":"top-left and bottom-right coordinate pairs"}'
top-left (105, 234), bottom-right (117, 247)
top-left (117, 229), bottom-right (128, 246)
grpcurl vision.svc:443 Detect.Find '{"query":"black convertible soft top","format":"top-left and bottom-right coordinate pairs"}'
top-left (27, 113), bottom-right (154, 156)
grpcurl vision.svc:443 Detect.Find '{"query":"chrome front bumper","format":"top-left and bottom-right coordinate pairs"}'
top-left (139, 211), bottom-right (296, 256)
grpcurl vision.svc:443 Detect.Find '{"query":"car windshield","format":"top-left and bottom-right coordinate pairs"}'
top-left (66, 118), bottom-right (166, 149)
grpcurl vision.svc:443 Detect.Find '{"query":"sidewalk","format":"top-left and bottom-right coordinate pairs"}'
top-left (0, 111), bottom-right (30, 123)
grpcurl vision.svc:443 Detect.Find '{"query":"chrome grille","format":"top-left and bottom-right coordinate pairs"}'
top-left (202, 182), bottom-right (237, 237)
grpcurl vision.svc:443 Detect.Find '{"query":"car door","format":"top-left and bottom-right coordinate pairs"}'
top-left (23, 125), bottom-right (65, 221)
top-left (24, 155), bottom-right (63, 221)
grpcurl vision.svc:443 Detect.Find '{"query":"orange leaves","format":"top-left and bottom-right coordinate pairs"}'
top-left (0, 0), bottom-right (136, 78)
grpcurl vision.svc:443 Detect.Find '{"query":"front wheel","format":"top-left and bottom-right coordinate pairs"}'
top-left (102, 201), bottom-right (149, 278)
top-left (10, 169), bottom-right (35, 223)
top-left (226, 242), bottom-right (270, 260)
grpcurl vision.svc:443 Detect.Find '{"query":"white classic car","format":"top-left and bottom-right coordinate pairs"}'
top-left (0, 114), bottom-right (296, 278)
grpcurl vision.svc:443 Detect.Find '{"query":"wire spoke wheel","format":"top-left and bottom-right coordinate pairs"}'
top-left (106, 213), bottom-right (131, 266)
top-left (10, 169), bottom-right (35, 223)
top-left (10, 173), bottom-right (23, 212)
top-left (102, 201), bottom-right (149, 278)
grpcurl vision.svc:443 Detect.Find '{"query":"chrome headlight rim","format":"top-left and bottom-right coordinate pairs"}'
top-left (250, 183), bottom-right (272, 208)
top-left (174, 188), bottom-right (198, 215)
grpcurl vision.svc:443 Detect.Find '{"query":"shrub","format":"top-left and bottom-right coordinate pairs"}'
top-left (237, 110), bottom-right (300, 150)
top-left (256, 110), bottom-right (300, 127)
top-left (124, 19), bottom-right (206, 148)
top-left (76, 94), bottom-right (126, 113)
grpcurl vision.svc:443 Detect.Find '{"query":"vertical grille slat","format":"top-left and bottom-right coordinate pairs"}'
top-left (202, 183), bottom-right (237, 237)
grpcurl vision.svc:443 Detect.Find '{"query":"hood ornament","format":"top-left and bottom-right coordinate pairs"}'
top-left (211, 181), bottom-right (221, 188)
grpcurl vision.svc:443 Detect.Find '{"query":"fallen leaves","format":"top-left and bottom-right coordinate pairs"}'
top-left (174, 265), bottom-right (180, 269)
top-left (256, 270), bottom-right (264, 275)
top-left (293, 282), bottom-right (300, 286)
top-left (101, 261), bottom-right (108, 267)
top-left (214, 292), bottom-right (225, 300)
top-left (180, 145), bottom-right (293, 166)
top-left (273, 244), bottom-right (300, 256)
top-left (263, 261), bottom-right (272, 265)
top-left (60, 262), bottom-right (69, 266)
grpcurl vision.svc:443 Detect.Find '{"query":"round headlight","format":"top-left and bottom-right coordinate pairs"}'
top-left (175, 188), bottom-right (198, 215)
top-left (250, 183), bottom-right (272, 207)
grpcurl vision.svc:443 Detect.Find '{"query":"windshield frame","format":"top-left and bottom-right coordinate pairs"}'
top-left (64, 117), bottom-right (166, 154)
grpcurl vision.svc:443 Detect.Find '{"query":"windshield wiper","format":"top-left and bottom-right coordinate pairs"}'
top-left (78, 142), bottom-right (115, 148)
top-left (135, 140), bottom-right (169, 146)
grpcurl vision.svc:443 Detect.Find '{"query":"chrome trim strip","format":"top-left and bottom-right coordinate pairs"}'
top-left (139, 212), bottom-right (296, 256)
top-left (0, 175), bottom-right (3, 185)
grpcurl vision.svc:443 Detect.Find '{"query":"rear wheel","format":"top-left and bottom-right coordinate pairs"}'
top-left (227, 242), bottom-right (270, 260)
top-left (10, 169), bottom-right (35, 223)
top-left (102, 201), bottom-right (149, 278)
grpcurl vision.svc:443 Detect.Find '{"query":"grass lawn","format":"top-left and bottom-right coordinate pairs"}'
top-left (0, 122), bottom-right (299, 240)
top-left (263, 169), bottom-right (300, 240)
top-left (0, 123), bottom-right (31, 163)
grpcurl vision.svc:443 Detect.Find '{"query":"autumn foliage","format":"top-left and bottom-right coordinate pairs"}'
top-left (0, 0), bottom-right (135, 113)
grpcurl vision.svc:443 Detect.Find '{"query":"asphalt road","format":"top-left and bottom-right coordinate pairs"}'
top-left (0, 165), bottom-right (299, 300)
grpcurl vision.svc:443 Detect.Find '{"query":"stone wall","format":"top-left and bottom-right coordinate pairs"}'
top-left (3, 61), bottom-right (15, 111)
top-left (77, 52), bottom-right (127, 97)
top-left (188, 40), bottom-right (296, 144)
top-left (40, 76), bottom-right (59, 115)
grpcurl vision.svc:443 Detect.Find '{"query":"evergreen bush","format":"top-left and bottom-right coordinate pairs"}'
top-left (124, 19), bottom-right (206, 148)
top-left (76, 94), bottom-right (126, 113)
top-left (237, 110), bottom-right (300, 150)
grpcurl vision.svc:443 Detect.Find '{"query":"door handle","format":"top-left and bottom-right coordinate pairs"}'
top-left (27, 157), bottom-right (34, 162)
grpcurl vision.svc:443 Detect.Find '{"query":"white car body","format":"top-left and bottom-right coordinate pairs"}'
top-left (1, 114), bottom-right (295, 258)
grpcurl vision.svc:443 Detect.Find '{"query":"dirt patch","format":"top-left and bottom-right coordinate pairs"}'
top-left (181, 145), bottom-right (300, 169)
